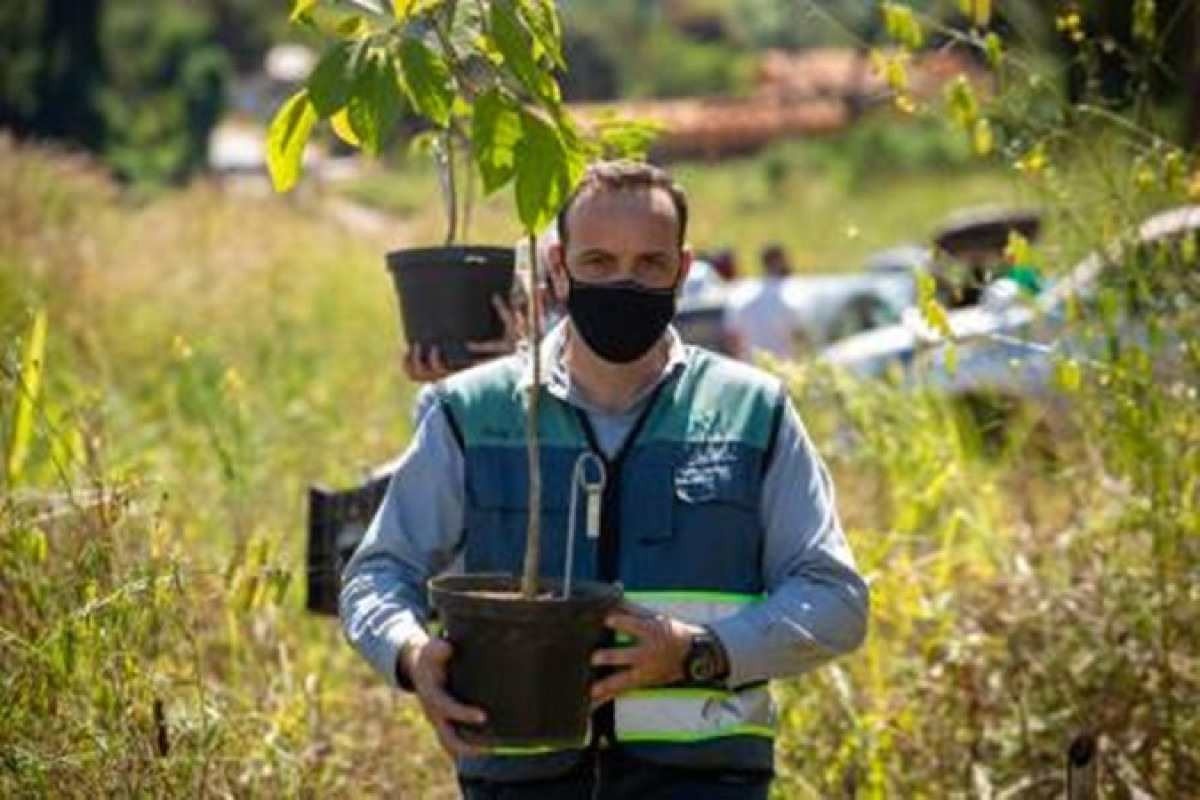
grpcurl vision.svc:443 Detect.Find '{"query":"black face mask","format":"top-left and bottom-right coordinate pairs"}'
top-left (566, 276), bottom-right (677, 363)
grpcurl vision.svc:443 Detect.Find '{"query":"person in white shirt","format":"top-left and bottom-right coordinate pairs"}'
top-left (726, 243), bottom-right (808, 361)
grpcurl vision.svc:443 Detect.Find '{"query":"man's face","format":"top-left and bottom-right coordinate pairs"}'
top-left (549, 187), bottom-right (691, 302)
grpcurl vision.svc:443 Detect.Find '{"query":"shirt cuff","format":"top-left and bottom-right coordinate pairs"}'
top-left (706, 614), bottom-right (763, 690)
top-left (367, 613), bottom-right (426, 692)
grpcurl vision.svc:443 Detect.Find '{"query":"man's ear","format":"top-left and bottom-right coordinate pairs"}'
top-left (675, 246), bottom-right (694, 292)
top-left (547, 242), bottom-right (569, 302)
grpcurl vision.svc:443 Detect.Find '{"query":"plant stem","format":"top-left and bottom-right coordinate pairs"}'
top-left (441, 133), bottom-right (458, 245)
top-left (463, 147), bottom-right (476, 242)
top-left (520, 230), bottom-right (542, 599)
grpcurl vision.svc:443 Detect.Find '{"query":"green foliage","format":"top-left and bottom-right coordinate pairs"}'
top-left (472, 88), bottom-right (521, 194)
top-left (5, 309), bottom-right (48, 487)
top-left (800, 112), bottom-right (975, 189)
top-left (0, 1), bottom-right (105, 151)
top-left (267, 90), bottom-right (319, 192)
top-left (273, 0), bottom-right (612, 235)
top-left (397, 37), bottom-right (453, 127)
top-left (98, 1), bottom-right (230, 187)
top-left (0, 142), bottom-right (439, 796)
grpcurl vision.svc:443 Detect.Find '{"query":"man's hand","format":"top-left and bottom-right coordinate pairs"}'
top-left (400, 633), bottom-right (488, 759)
top-left (402, 343), bottom-right (452, 382)
top-left (465, 294), bottom-right (526, 358)
top-left (589, 610), bottom-right (704, 706)
top-left (401, 295), bottom-right (526, 381)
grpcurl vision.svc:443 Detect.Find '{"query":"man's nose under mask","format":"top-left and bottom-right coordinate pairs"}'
top-left (566, 277), bottom-right (677, 363)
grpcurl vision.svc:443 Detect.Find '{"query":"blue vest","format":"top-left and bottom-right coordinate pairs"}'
top-left (438, 346), bottom-right (786, 781)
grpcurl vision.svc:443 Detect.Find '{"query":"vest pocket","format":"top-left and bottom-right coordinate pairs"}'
top-left (664, 457), bottom-right (761, 588)
top-left (463, 468), bottom-right (574, 577)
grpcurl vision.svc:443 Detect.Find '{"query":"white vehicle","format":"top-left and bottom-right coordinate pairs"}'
top-left (822, 205), bottom-right (1200, 400)
top-left (675, 245), bottom-right (930, 355)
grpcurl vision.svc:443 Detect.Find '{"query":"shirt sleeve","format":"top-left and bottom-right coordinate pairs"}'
top-left (707, 397), bottom-right (869, 688)
top-left (338, 399), bottom-right (466, 689)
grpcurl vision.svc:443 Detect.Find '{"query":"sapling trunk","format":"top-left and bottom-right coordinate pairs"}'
top-left (520, 231), bottom-right (542, 599)
top-left (440, 134), bottom-right (458, 245)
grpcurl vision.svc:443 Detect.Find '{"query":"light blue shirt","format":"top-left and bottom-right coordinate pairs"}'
top-left (340, 323), bottom-right (869, 690)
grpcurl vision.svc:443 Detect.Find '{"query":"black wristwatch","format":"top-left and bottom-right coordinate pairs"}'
top-left (682, 627), bottom-right (730, 685)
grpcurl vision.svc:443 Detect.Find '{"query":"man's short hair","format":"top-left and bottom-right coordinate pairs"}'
top-left (760, 243), bottom-right (787, 264)
top-left (556, 160), bottom-right (689, 249)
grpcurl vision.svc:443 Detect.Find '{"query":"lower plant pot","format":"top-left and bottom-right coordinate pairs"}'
top-left (386, 246), bottom-right (515, 371)
top-left (429, 573), bottom-right (623, 748)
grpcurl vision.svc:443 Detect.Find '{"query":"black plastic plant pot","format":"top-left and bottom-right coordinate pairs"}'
top-left (429, 574), bottom-right (623, 748)
top-left (386, 246), bottom-right (515, 371)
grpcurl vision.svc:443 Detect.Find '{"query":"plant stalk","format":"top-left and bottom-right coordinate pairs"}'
top-left (440, 133), bottom-right (458, 245)
top-left (520, 230), bottom-right (542, 599)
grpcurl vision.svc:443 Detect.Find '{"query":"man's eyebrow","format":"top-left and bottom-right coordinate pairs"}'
top-left (574, 247), bottom-right (616, 260)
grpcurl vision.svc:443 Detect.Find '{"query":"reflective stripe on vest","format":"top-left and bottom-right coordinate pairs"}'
top-left (614, 591), bottom-right (776, 744)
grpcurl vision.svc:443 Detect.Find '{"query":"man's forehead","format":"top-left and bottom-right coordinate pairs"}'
top-left (565, 186), bottom-right (680, 248)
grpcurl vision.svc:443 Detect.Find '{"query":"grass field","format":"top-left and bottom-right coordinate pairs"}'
top-left (2, 128), bottom-right (1197, 797)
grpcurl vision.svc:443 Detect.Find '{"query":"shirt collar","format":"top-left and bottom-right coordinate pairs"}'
top-left (517, 320), bottom-right (688, 409)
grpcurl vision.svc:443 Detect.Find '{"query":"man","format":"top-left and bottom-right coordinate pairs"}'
top-left (340, 161), bottom-right (868, 798)
top-left (725, 243), bottom-right (809, 361)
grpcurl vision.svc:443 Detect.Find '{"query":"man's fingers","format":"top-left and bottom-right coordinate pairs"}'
top-left (423, 637), bottom-right (453, 663)
top-left (403, 344), bottom-right (441, 382)
top-left (465, 339), bottom-right (512, 355)
top-left (428, 346), bottom-right (449, 376)
top-left (591, 667), bottom-right (642, 703)
top-left (605, 613), bottom-right (655, 638)
top-left (433, 718), bottom-right (484, 759)
top-left (614, 600), bottom-right (657, 619)
top-left (492, 294), bottom-right (516, 329)
top-left (592, 645), bottom-right (641, 668)
top-left (424, 683), bottom-right (487, 726)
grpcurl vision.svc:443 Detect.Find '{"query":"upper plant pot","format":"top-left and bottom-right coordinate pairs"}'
top-left (386, 245), bottom-right (515, 371)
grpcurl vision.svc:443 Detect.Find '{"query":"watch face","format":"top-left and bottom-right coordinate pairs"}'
top-left (687, 645), bottom-right (717, 682)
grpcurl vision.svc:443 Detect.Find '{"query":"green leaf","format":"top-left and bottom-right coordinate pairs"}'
top-left (6, 308), bottom-right (47, 486)
top-left (347, 49), bottom-right (402, 156)
top-left (266, 89), bottom-right (318, 192)
top-left (24, 527), bottom-right (48, 564)
top-left (1053, 358), bottom-right (1082, 394)
top-left (943, 343), bottom-right (958, 378)
top-left (489, 1), bottom-right (559, 105)
top-left (944, 75), bottom-right (978, 131)
top-left (957, 0), bottom-right (991, 27)
top-left (472, 89), bottom-right (521, 195)
top-left (519, 0), bottom-right (565, 70)
top-left (330, 107), bottom-right (361, 147)
top-left (336, 14), bottom-right (368, 37)
top-left (983, 32), bottom-right (1003, 69)
top-left (291, 0), bottom-right (321, 23)
top-left (514, 108), bottom-right (581, 232)
top-left (393, 0), bottom-right (444, 19)
top-left (882, 3), bottom-right (924, 50)
top-left (594, 113), bottom-right (663, 160)
top-left (398, 37), bottom-right (453, 128)
top-left (308, 41), bottom-right (356, 118)
top-left (1133, 0), bottom-right (1156, 45)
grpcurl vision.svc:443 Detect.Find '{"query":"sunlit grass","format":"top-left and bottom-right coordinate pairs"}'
top-left (2, 126), bottom-right (1197, 797)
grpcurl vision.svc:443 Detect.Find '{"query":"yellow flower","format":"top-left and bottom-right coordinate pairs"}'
top-left (972, 118), bottom-right (993, 156)
top-left (222, 366), bottom-right (246, 398)
top-left (171, 334), bottom-right (193, 362)
top-left (1015, 143), bottom-right (1048, 178)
